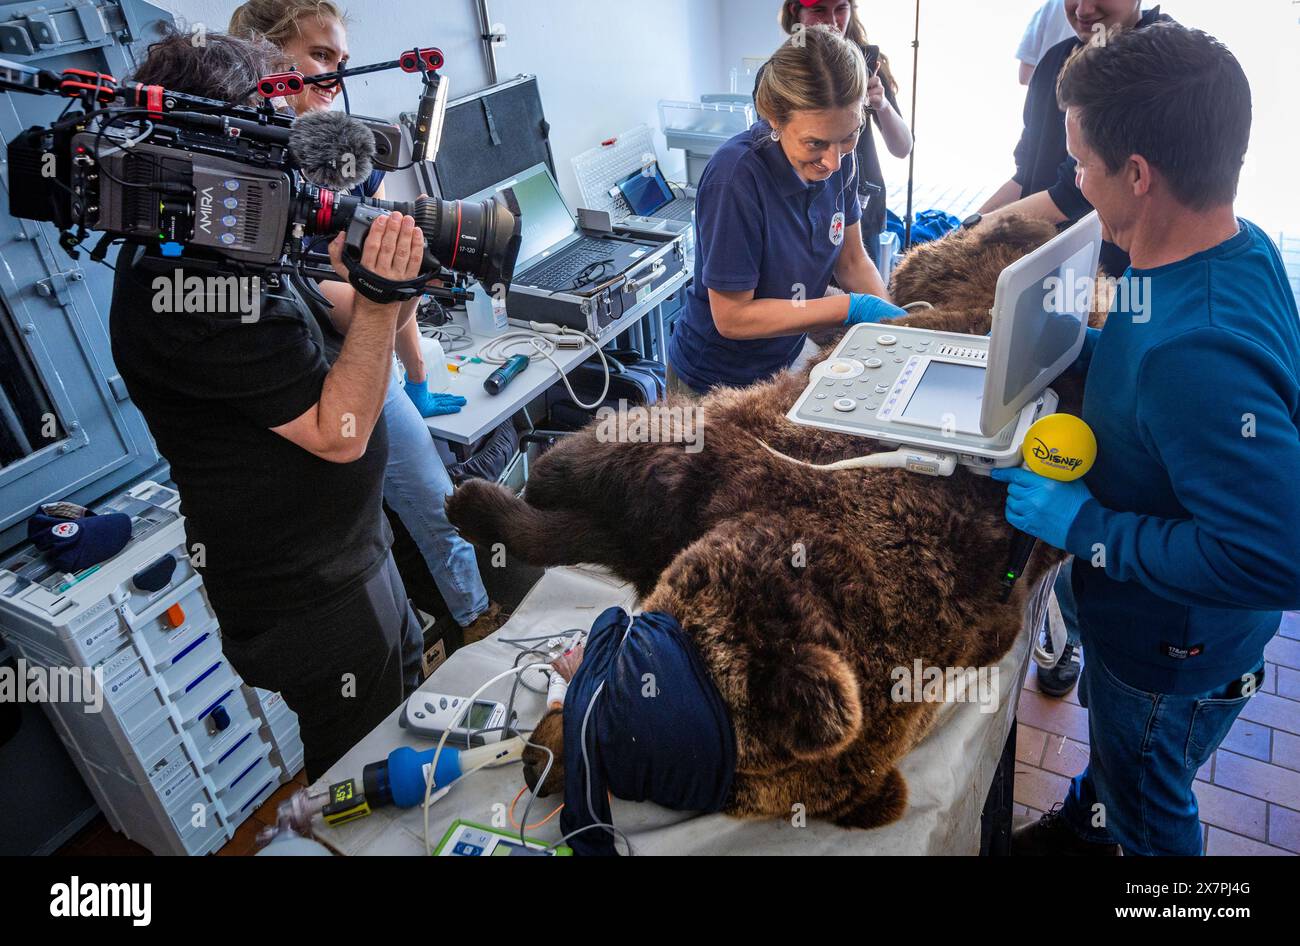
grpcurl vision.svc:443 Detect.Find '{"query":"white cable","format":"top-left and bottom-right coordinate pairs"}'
top-left (515, 730), bottom-right (555, 846)
top-left (510, 727), bottom-right (633, 855)
top-left (756, 438), bottom-right (908, 471)
top-left (563, 678), bottom-right (634, 855)
top-left (417, 634), bottom-right (628, 855)
top-left (96, 119), bottom-right (155, 158)
top-left (426, 321), bottom-right (472, 353)
top-left (421, 662), bottom-right (552, 855)
top-left (755, 438), bottom-right (957, 476)
top-left (580, 680), bottom-right (606, 833)
top-left (476, 324), bottom-right (611, 410)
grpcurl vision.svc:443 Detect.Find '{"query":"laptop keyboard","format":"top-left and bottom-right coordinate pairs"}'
top-left (656, 197), bottom-right (695, 222)
top-left (525, 239), bottom-right (619, 290)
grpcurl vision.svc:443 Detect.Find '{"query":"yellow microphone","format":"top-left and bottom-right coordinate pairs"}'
top-left (1000, 413), bottom-right (1097, 599)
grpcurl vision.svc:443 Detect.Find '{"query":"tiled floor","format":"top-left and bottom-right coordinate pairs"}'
top-left (1013, 611), bottom-right (1300, 855)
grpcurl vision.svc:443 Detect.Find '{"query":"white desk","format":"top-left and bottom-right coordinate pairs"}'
top-left (423, 271), bottom-right (688, 445)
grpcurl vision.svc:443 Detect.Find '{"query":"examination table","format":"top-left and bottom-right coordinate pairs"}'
top-left (314, 563), bottom-right (1052, 855)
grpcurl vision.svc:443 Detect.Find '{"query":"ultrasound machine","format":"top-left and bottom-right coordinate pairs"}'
top-left (785, 213), bottom-right (1104, 475)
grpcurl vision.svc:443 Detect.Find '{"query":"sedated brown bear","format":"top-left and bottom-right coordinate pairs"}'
top-left (446, 215), bottom-right (1104, 830)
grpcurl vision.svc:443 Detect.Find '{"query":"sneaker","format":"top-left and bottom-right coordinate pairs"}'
top-left (1012, 805), bottom-right (1120, 856)
top-left (1036, 638), bottom-right (1082, 697)
top-left (461, 602), bottom-right (508, 645)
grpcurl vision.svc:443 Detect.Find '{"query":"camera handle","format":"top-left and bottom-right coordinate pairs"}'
top-left (341, 204), bottom-right (439, 304)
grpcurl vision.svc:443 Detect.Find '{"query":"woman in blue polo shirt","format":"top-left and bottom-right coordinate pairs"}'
top-left (666, 25), bottom-right (904, 396)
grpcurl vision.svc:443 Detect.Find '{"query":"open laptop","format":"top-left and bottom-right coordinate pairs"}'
top-left (465, 163), bottom-right (650, 293)
top-left (786, 212), bottom-right (1104, 473)
top-left (613, 161), bottom-right (695, 234)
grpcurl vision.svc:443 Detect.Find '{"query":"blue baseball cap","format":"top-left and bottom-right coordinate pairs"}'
top-left (28, 503), bottom-right (132, 574)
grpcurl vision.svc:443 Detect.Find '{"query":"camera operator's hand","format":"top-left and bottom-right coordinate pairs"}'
top-left (327, 212), bottom-right (425, 293)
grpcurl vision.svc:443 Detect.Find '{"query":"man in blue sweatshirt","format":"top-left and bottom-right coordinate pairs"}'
top-left (992, 23), bottom-right (1300, 855)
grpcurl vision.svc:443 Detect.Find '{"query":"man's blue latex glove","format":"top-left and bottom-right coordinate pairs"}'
top-left (989, 467), bottom-right (1094, 551)
top-left (404, 376), bottom-right (467, 417)
top-left (845, 294), bottom-right (908, 325)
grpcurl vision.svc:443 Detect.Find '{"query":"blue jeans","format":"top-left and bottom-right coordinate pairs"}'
top-left (381, 369), bottom-right (489, 627)
top-left (1053, 560), bottom-right (1079, 645)
top-left (1059, 641), bottom-right (1260, 855)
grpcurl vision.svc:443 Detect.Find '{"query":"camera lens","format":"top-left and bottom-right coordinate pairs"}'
top-left (400, 193), bottom-right (521, 291)
top-left (314, 187), bottom-right (521, 291)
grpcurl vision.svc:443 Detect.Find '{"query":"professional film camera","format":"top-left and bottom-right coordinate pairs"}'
top-left (1, 46), bottom-right (521, 305)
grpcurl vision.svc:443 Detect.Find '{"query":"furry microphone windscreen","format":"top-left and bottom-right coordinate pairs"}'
top-left (288, 110), bottom-right (376, 190)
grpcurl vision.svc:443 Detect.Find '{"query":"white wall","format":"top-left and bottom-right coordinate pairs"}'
top-left (153, 0), bottom-right (726, 206)
top-left (150, 0), bottom-right (1299, 232)
top-left (715, 0), bottom-right (787, 93)
top-left (487, 0), bottom-right (724, 204)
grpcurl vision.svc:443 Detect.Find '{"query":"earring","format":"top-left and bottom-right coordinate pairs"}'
top-left (770, 129), bottom-right (780, 142)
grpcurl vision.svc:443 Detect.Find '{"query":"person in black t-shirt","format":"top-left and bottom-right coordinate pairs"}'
top-left (110, 30), bottom-right (426, 779)
top-left (978, 2), bottom-right (1170, 276)
top-left (238, 2), bottom-right (508, 647)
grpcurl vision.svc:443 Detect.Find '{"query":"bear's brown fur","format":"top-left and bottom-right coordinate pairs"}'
top-left (446, 216), bottom-right (1098, 829)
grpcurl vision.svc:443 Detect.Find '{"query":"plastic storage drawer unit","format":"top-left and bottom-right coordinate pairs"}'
top-left (0, 482), bottom-right (304, 854)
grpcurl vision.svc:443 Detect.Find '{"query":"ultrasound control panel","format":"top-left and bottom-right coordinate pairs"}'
top-left (788, 324), bottom-right (1055, 471)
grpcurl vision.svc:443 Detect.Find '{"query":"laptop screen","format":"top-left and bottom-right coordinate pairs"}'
top-left (616, 163), bottom-right (675, 216)
top-left (467, 163), bottom-right (576, 270)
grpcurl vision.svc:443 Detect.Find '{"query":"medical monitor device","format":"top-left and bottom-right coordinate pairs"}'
top-left (786, 212), bottom-right (1103, 473)
top-left (615, 162), bottom-right (677, 217)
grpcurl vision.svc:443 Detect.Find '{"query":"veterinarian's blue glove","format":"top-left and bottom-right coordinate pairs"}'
top-left (990, 467), bottom-right (1094, 551)
top-left (403, 376), bottom-right (467, 417)
top-left (845, 294), bottom-right (907, 326)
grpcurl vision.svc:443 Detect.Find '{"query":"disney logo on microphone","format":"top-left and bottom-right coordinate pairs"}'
top-left (1029, 438), bottom-right (1084, 472)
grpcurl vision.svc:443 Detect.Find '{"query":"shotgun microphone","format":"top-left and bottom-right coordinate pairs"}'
top-left (288, 109), bottom-right (377, 189)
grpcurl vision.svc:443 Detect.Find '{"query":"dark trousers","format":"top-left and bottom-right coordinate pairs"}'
top-left (221, 553), bottom-right (423, 781)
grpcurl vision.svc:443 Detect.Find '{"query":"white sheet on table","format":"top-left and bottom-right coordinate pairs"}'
top-left (315, 563), bottom-right (1040, 856)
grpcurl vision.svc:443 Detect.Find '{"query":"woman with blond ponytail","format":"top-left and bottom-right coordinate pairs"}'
top-left (229, 0), bottom-right (350, 117)
top-left (665, 25), bottom-right (903, 397)
top-left (769, 1), bottom-right (912, 267)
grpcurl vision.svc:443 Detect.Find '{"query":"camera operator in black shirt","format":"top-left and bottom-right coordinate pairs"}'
top-left (109, 28), bottom-right (424, 779)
